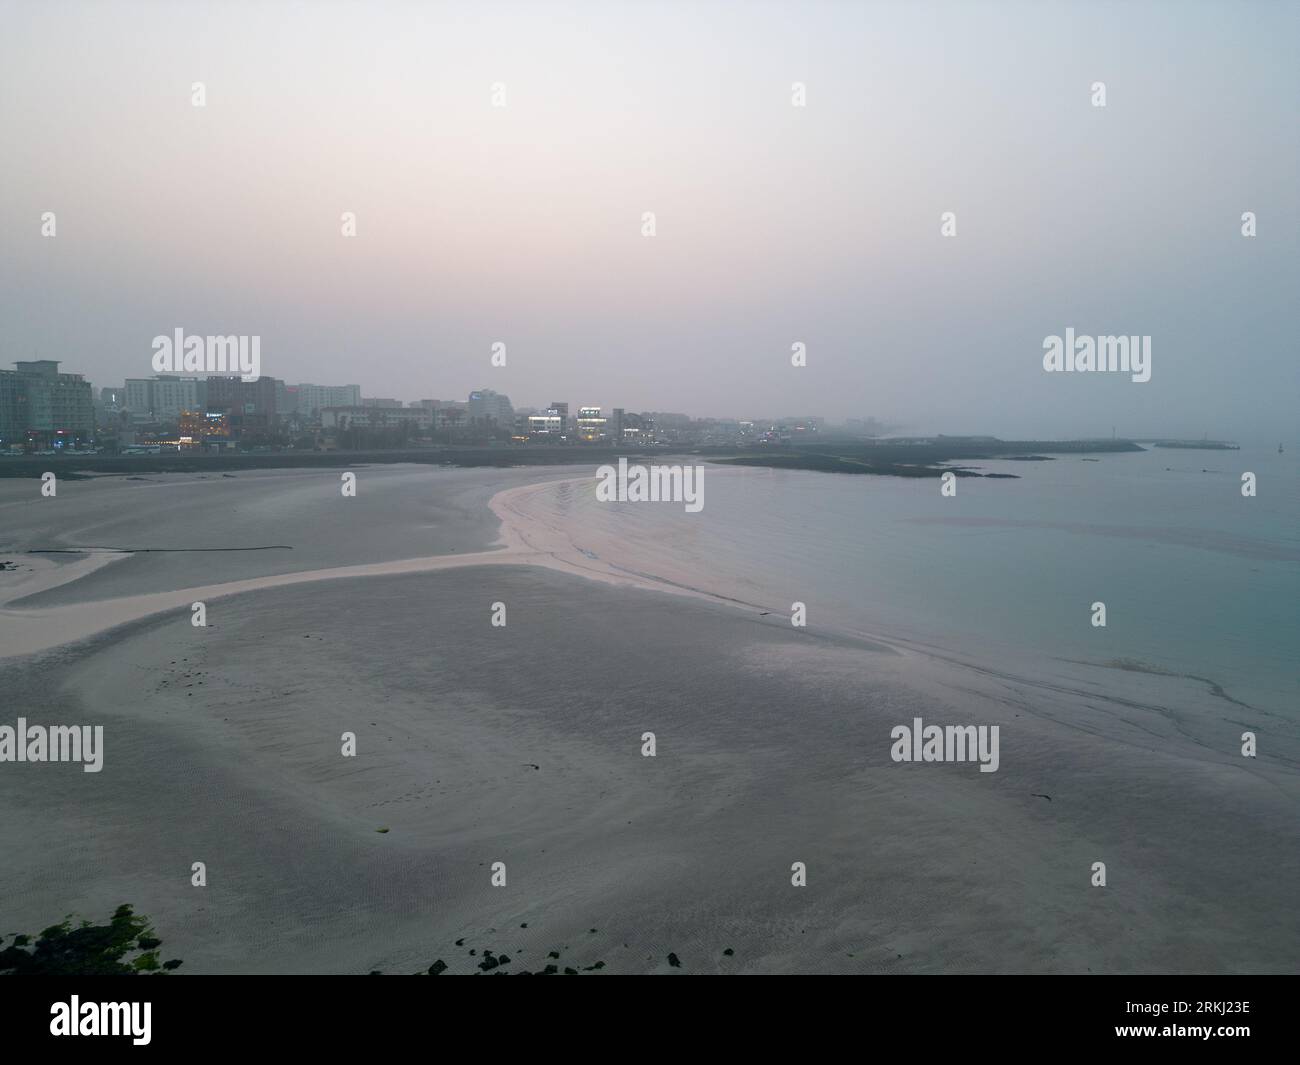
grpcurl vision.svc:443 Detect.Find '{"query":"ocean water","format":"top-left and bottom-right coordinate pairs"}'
top-left (532, 445), bottom-right (1298, 715)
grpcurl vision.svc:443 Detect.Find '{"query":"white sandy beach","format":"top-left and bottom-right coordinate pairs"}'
top-left (1, 465), bottom-right (1296, 974)
top-left (0, 476), bottom-right (745, 659)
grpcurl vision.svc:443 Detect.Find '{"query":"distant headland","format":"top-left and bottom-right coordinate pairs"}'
top-left (708, 438), bottom-right (1144, 479)
top-left (0, 438), bottom-right (1148, 480)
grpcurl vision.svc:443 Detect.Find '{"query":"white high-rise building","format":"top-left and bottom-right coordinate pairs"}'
top-left (467, 388), bottom-right (513, 425)
top-left (296, 383), bottom-right (361, 418)
top-left (124, 376), bottom-right (202, 421)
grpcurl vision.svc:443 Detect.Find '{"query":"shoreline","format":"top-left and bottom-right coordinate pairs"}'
top-left (0, 475), bottom-right (760, 661)
top-left (3, 560), bottom-right (1294, 974)
top-left (1, 470), bottom-right (1289, 733)
top-left (3, 471), bottom-right (1292, 776)
top-left (1, 468), bottom-right (1296, 974)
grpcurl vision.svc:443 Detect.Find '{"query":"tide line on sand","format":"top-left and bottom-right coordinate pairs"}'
top-left (0, 478), bottom-right (736, 660)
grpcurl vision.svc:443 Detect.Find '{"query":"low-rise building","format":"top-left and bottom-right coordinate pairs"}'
top-left (178, 409), bottom-right (232, 448)
top-left (576, 405), bottom-right (607, 442)
top-left (320, 406), bottom-right (434, 430)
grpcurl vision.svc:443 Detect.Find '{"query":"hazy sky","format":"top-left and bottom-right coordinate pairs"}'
top-left (2, 1), bottom-right (1296, 441)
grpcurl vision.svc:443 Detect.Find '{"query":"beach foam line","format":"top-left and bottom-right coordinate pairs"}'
top-left (0, 477), bottom-right (746, 659)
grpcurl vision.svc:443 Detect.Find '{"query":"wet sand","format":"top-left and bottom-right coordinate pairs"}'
top-left (0, 472), bottom-right (734, 659)
top-left (0, 467), bottom-right (1296, 973)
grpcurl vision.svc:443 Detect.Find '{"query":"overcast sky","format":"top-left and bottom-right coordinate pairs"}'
top-left (1, 0), bottom-right (1295, 441)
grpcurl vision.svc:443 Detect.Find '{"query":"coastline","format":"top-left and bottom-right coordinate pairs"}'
top-left (1, 465), bottom-right (1296, 973)
top-left (3, 465), bottom-right (1295, 770)
top-left (3, 562), bottom-right (1295, 974)
top-left (0, 473), bottom-right (744, 660)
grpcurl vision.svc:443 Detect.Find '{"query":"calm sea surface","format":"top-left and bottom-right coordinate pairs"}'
top-left (535, 445), bottom-right (1298, 715)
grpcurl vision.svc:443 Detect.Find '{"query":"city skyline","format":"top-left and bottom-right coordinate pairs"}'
top-left (6, 352), bottom-right (1283, 452)
top-left (3, 355), bottom-right (851, 453)
top-left (3, 2), bottom-right (1296, 445)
